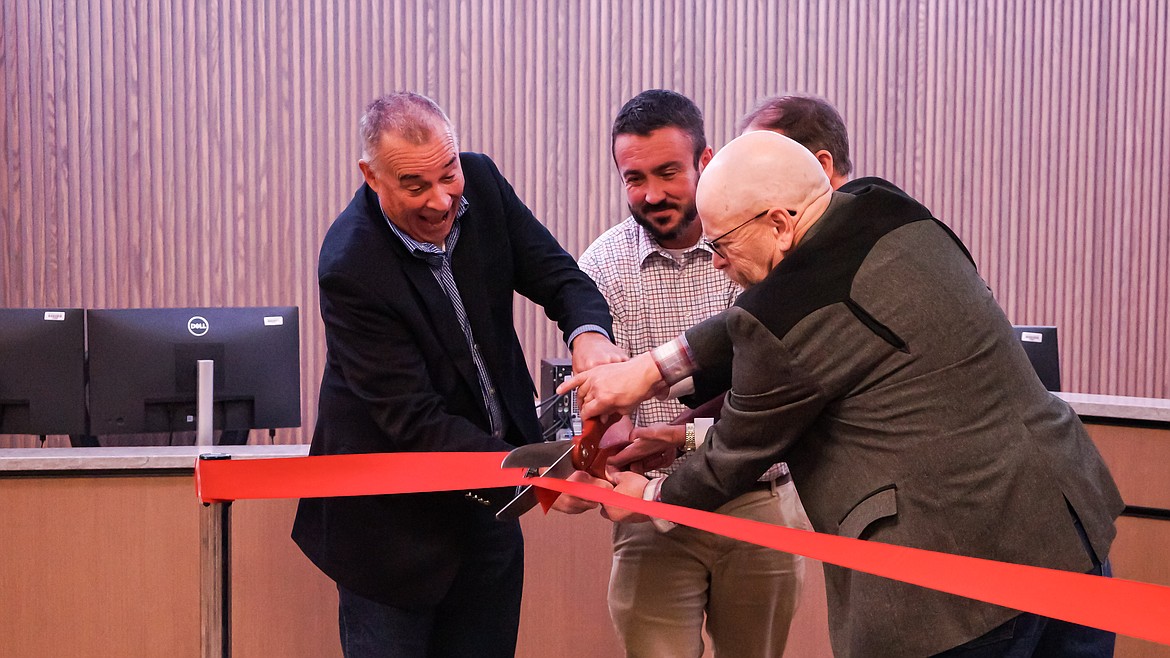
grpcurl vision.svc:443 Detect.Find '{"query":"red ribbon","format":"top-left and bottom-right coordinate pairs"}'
top-left (195, 452), bottom-right (1170, 646)
top-left (195, 452), bottom-right (519, 503)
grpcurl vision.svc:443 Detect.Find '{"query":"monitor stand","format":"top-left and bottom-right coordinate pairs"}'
top-left (197, 359), bottom-right (215, 447)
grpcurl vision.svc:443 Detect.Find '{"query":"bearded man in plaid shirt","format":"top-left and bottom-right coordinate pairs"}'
top-left (568, 89), bottom-right (811, 658)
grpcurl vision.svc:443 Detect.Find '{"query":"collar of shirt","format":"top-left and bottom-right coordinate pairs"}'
top-left (384, 197), bottom-right (471, 266)
top-left (632, 218), bottom-right (714, 268)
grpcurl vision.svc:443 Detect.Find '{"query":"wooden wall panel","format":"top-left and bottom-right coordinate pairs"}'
top-left (2, 0), bottom-right (1167, 446)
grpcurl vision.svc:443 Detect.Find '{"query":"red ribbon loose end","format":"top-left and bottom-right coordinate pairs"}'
top-left (535, 487), bottom-right (561, 513)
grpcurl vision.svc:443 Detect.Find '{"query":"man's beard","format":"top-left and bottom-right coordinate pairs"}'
top-left (631, 200), bottom-right (699, 244)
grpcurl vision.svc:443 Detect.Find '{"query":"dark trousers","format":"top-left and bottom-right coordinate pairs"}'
top-left (337, 518), bottom-right (524, 658)
top-left (933, 510), bottom-right (1116, 657)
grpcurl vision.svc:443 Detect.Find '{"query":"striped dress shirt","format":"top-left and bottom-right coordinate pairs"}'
top-left (384, 199), bottom-right (506, 440)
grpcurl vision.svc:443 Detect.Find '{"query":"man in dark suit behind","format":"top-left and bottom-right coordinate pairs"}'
top-left (563, 130), bottom-right (1123, 657)
top-left (292, 92), bottom-right (624, 658)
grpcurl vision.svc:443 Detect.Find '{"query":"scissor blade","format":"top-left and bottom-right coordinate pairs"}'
top-left (495, 485), bottom-right (539, 521)
top-left (495, 446), bottom-right (577, 521)
top-left (500, 440), bottom-right (573, 469)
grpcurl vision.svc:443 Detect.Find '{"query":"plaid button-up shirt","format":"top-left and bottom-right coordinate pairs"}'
top-left (579, 217), bottom-right (738, 475)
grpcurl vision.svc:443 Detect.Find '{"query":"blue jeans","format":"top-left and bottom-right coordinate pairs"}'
top-left (337, 517), bottom-right (523, 658)
top-left (933, 512), bottom-right (1115, 658)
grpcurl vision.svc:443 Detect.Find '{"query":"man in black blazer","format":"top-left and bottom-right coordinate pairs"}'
top-left (292, 92), bottom-right (622, 658)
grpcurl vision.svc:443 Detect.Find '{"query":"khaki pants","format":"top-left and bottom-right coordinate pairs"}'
top-left (608, 479), bottom-right (811, 658)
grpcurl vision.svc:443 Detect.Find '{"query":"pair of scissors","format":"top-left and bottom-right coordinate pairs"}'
top-left (495, 415), bottom-right (619, 520)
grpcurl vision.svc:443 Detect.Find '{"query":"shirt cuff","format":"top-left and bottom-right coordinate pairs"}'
top-left (650, 335), bottom-right (698, 386)
top-left (693, 417), bottom-right (713, 449)
top-left (663, 376), bottom-right (696, 399)
top-left (567, 324), bottom-right (611, 349)
top-left (643, 477), bottom-right (678, 533)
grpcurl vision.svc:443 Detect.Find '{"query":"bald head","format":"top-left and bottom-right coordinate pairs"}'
top-left (697, 131), bottom-right (831, 230)
top-left (696, 131), bottom-right (834, 287)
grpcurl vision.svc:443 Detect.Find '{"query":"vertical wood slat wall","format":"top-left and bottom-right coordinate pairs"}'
top-left (2, 0), bottom-right (1166, 446)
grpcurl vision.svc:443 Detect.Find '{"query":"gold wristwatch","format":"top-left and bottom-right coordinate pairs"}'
top-left (683, 422), bottom-right (697, 453)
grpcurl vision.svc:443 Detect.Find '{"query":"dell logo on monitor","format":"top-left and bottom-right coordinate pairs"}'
top-left (188, 316), bottom-right (210, 336)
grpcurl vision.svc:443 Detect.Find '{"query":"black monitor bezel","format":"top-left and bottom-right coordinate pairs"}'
top-left (0, 308), bottom-right (88, 436)
top-left (86, 306), bottom-right (301, 436)
top-left (1012, 325), bottom-right (1062, 392)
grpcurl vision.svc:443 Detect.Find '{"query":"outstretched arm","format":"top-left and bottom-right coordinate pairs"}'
top-left (569, 331), bottom-right (628, 373)
top-left (557, 351), bottom-right (666, 418)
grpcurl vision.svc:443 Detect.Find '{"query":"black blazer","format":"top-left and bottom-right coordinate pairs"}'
top-left (292, 152), bottom-right (612, 609)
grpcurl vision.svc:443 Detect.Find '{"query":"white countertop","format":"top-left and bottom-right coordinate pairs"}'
top-left (0, 444), bottom-right (309, 472)
top-left (1056, 392), bottom-right (1170, 424)
top-left (1, 393), bottom-right (1167, 472)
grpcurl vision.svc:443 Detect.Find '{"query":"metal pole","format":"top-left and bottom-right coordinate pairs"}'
top-left (199, 454), bottom-right (232, 658)
top-left (197, 360), bottom-right (214, 447)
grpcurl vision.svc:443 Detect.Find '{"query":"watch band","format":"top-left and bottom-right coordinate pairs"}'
top-left (683, 422), bottom-right (696, 453)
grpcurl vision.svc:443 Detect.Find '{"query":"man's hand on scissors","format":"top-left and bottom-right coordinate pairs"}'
top-left (549, 470), bottom-right (614, 514)
top-left (557, 352), bottom-right (666, 419)
top-left (549, 416), bottom-right (632, 514)
top-left (607, 423), bottom-right (682, 474)
top-left (600, 470), bottom-right (653, 523)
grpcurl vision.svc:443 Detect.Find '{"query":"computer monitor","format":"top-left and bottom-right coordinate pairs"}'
top-left (0, 308), bottom-right (88, 435)
top-left (86, 307), bottom-right (301, 435)
top-left (1012, 325), bottom-right (1061, 392)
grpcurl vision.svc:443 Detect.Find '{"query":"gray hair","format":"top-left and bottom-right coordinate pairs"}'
top-left (359, 92), bottom-right (456, 161)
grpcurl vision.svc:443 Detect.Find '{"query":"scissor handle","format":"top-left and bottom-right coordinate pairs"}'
top-left (571, 415), bottom-right (620, 479)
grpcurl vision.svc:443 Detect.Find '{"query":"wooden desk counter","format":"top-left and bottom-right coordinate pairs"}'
top-left (1056, 393), bottom-right (1170, 658)
top-left (2, 393), bottom-right (1168, 657)
top-left (0, 446), bottom-right (626, 658)
top-left (0, 446), bottom-right (338, 658)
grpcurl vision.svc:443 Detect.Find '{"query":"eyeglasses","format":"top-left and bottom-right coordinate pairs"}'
top-left (701, 209), bottom-right (769, 258)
